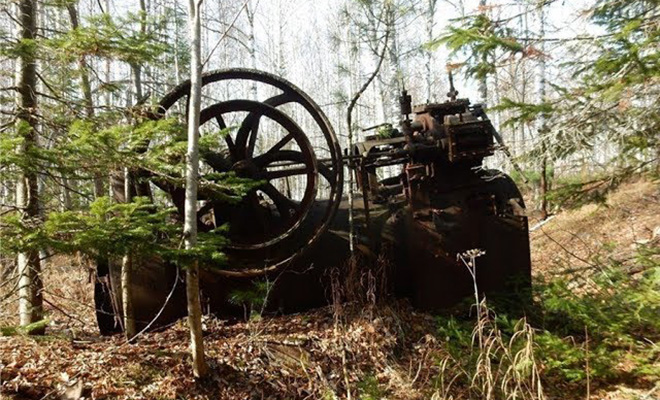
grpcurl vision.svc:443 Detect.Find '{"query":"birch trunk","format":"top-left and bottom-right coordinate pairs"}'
top-left (121, 0), bottom-right (149, 342)
top-left (185, 0), bottom-right (208, 378)
top-left (387, 23), bottom-right (402, 123)
top-left (247, 1), bottom-right (258, 98)
top-left (121, 168), bottom-right (136, 340)
top-left (538, 4), bottom-right (549, 219)
top-left (15, 0), bottom-right (44, 333)
top-left (478, 0), bottom-right (488, 103)
top-left (424, 0), bottom-right (438, 102)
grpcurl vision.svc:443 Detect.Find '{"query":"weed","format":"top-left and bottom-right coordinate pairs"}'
top-left (436, 244), bottom-right (659, 399)
top-left (436, 249), bottom-right (546, 400)
top-left (357, 373), bottom-right (386, 400)
top-left (228, 280), bottom-right (272, 321)
top-left (533, 246), bottom-right (660, 384)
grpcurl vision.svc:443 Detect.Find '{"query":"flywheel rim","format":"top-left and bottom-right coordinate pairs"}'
top-left (150, 69), bottom-right (343, 277)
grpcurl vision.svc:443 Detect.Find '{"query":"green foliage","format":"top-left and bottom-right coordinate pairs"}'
top-left (436, 0), bottom-right (659, 199)
top-left (0, 38), bottom-right (38, 59)
top-left (357, 373), bottom-right (386, 400)
top-left (0, 326), bottom-right (18, 336)
top-left (436, 311), bottom-right (544, 399)
top-left (543, 165), bottom-right (658, 209)
top-left (544, 175), bottom-right (611, 208)
top-left (375, 124), bottom-right (394, 139)
top-left (45, 12), bottom-right (170, 66)
top-left (587, 0), bottom-right (660, 97)
top-left (509, 167), bottom-right (554, 187)
top-left (4, 118), bottom-right (258, 208)
top-left (21, 319), bottom-right (49, 335)
top-left (534, 256), bottom-right (660, 381)
top-left (0, 133), bottom-right (25, 173)
top-left (539, 246), bottom-right (660, 337)
top-left (435, 245), bottom-right (660, 390)
top-left (0, 320), bottom-right (49, 336)
top-left (43, 196), bottom-right (178, 258)
top-left (1, 104), bottom-right (254, 272)
top-left (0, 194), bottom-right (239, 271)
top-left (491, 99), bottom-right (555, 128)
top-left (436, 314), bottom-right (473, 356)
top-left (432, 13), bottom-right (524, 80)
top-left (229, 280), bottom-right (273, 318)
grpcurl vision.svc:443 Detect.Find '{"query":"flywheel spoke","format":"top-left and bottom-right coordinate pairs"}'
top-left (265, 166), bottom-right (309, 180)
top-left (261, 183), bottom-right (299, 221)
top-left (253, 133), bottom-right (295, 164)
top-left (150, 69), bottom-right (342, 275)
top-left (236, 92), bottom-right (295, 159)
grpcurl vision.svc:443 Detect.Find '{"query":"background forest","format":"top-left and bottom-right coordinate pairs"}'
top-left (0, 0), bottom-right (659, 399)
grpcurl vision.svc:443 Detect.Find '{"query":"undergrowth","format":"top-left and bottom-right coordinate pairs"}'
top-left (434, 244), bottom-right (659, 399)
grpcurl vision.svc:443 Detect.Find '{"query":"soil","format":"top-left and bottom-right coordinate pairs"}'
top-left (1, 178), bottom-right (659, 399)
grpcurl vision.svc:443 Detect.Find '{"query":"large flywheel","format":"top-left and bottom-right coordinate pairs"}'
top-left (151, 69), bottom-right (343, 277)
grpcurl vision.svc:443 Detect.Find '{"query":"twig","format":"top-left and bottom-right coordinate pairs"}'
top-left (126, 264), bottom-right (181, 343)
top-left (538, 228), bottom-right (598, 269)
top-left (43, 297), bottom-right (86, 327)
top-left (346, 18), bottom-right (391, 254)
top-left (529, 215), bottom-right (555, 232)
top-left (585, 325), bottom-right (590, 400)
top-left (202, 0), bottom-right (250, 67)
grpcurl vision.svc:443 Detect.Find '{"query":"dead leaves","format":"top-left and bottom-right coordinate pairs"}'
top-left (1, 304), bottom-right (443, 399)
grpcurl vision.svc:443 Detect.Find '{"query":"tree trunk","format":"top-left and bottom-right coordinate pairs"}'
top-left (15, 0), bottom-right (44, 334)
top-left (121, 253), bottom-right (135, 338)
top-left (478, 0), bottom-right (488, 104)
top-left (424, 0), bottom-right (437, 102)
top-left (120, 0), bottom-right (149, 342)
top-left (540, 143), bottom-right (549, 220)
top-left (66, 1), bottom-right (115, 335)
top-left (387, 19), bottom-right (401, 123)
top-left (132, 0), bottom-right (147, 103)
top-left (538, 3), bottom-right (549, 220)
top-left (121, 168), bottom-right (136, 340)
top-left (185, 0), bottom-right (208, 379)
top-left (247, 1), bottom-right (258, 98)
top-left (66, 3), bottom-right (105, 197)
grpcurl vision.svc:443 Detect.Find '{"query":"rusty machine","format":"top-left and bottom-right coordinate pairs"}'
top-left (96, 69), bottom-right (530, 333)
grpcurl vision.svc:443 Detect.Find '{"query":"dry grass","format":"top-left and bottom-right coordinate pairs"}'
top-left (1, 177), bottom-right (658, 399)
top-left (434, 251), bottom-right (547, 400)
top-left (531, 178), bottom-right (660, 279)
top-left (0, 255), bottom-right (95, 331)
top-left (1, 301), bottom-right (449, 399)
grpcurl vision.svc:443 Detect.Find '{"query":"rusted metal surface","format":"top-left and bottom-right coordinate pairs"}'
top-left (95, 69), bottom-right (531, 334)
top-left (154, 69), bottom-right (343, 277)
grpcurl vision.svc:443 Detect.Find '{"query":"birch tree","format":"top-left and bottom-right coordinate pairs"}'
top-left (15, 0), bottom-right (44, 334)
top-left (185, 0), bottom-right (209, 379)
top-left (536, 2), bottom-right (549, 219)
top-left (477, 0), bottom-right (487, 103)
top-left (424, 0), bottom-right (438, 102)
top-left (438, 0), bottom-right (659, 206)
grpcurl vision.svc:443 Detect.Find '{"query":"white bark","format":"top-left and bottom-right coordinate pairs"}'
top-left (15, 0), bottom-right (44, 333)
top-left (424, 0), bottom-right (438, 102)
top-left (122, 168), bottom-right (136, 340)
top-left (478, 0), bottom-right (488, 104)
top-left (247, 0), bottom-right (258, 98)
top-left (537, 3), bottom-right (549, 219)
top-left (387, 22), bottom-right (402, 123)
top-left (185, 0), bottom-right (208, 379)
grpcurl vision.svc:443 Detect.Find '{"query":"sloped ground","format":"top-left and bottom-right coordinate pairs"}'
top-left (531, 178), bottom-right (660, 278)
top-left (529, 178), bottom-right (660, 400)
top-left (1, 178), bottom-right (659, 400)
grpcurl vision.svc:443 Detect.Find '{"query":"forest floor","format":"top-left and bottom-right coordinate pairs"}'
top-left (1, 177), bottom-right (659, 400)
